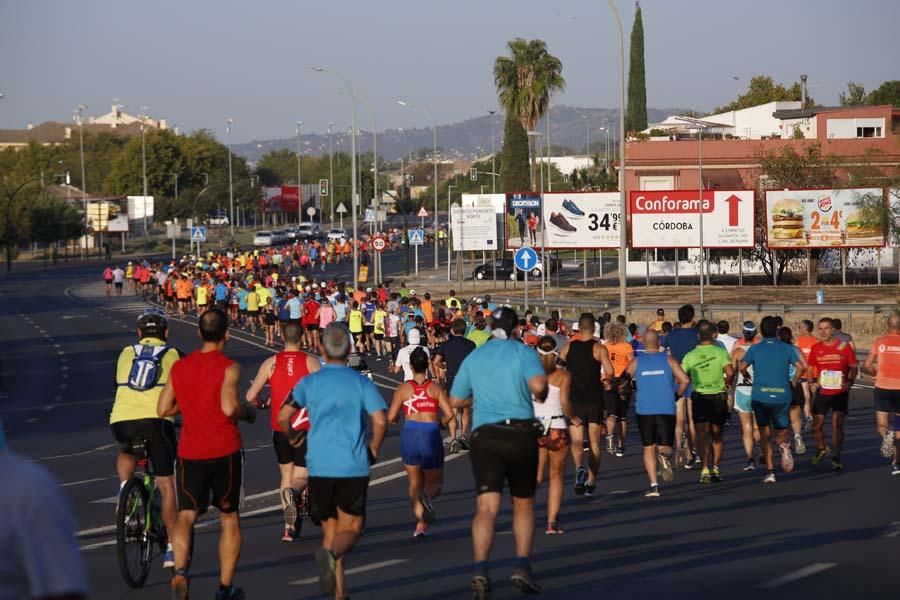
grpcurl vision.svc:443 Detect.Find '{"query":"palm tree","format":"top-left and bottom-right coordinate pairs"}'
top-left (494, 38), bottom-right (565, 191)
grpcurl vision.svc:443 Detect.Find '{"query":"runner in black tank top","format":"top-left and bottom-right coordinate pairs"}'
top-left (559, 314), bottom-right (613, 497)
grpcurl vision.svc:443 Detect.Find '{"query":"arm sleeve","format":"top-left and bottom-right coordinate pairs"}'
top-left (450, 357), bottom-right (473, 399)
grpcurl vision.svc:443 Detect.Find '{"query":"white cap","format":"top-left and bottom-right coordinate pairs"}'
top-left (409, 289), bottom-right (416, 295)
top-left (408, 329), bottom-right (421, 345)
top-left (366, 287), bottom-right (373, 293)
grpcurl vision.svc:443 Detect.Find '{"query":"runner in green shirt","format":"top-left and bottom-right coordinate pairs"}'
top-left (681, 321), bottom-right (734, 483)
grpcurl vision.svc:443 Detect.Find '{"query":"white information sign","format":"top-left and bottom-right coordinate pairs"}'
top-left (629, 190), bottom-right (755, 248)
top-left (451, 206), bottom-right (497, 251)
top-left (541, 192), bottom-right (621, 249)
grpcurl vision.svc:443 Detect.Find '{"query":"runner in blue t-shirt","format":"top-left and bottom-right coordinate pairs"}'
top-left (661, 304), bottom-right (700, 469)
top-left (740, 316), bottom-right (806, 483)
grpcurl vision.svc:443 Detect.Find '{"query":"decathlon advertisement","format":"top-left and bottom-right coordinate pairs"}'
top-left (629, 190), bottom-right (755, 248)
top-left (541, 192), bottom-right (621, 249)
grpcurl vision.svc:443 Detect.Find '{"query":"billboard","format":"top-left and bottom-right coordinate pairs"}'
top-left (765, 188), bottom-right (885, 248)
top-left (505, 192), bottom-right (543, 249)
top-left (541, 192), bottom-right (621, 249)
top-left (460, 193), bottom-right (505, 214)
top-left (629, 190), bottom-right (755, 248)
top-left (259, 185), bottom-right (302, 213)
top-left (127, 196), bottom-right (154, 220)
top-left (451, 206), bottom-right (497, 251)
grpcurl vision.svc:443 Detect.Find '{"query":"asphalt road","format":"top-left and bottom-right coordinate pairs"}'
top-left (0, 254), bottom-right (897, 600)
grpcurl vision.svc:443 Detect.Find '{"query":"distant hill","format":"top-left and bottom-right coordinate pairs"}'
top-left (233, 105), bottom-right (683, 164)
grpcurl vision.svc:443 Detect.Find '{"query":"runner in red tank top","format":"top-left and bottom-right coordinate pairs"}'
top-left (387, 347), bottom-right (454, 537)
top-left (157, 308), bottom-right (256, 600)
top-left (246, 321), bottom-right (321, 542)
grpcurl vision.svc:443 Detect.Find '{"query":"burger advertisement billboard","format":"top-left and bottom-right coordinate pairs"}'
top-left (765, 188), bottom-right (886, 248)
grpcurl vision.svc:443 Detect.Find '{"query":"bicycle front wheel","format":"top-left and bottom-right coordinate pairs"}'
top-left (116, 477), bottom-right (151, 588)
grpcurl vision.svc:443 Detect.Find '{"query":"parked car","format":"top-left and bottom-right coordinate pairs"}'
top-left (208, 210), bottom-right (229, 226)
top-left (472, 256), bottom-right (561, 281)
top-left (284, 226), bottom-right (300, 241)
top-left (271, 229), bottom-right (290, 245)
top-left (296, 222), bottom-right (322, 240)
top-left (253, 231), bottom-right (274, 247)
top-left (326, 228), bottom-right (347, 243)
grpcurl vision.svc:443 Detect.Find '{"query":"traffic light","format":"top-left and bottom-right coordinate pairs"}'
top-left (470, 167), bottom-right (477, 181)
top-left (319, 178), bottom-right (329, 196)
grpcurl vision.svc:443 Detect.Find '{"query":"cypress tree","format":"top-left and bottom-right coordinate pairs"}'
top-left (626, 2), bottom-right (647, 133)
top-left (500, 112), bottom-right (530, 192)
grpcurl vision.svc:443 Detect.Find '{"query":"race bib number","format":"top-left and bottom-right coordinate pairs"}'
top-left (819, 370), bottom-right (843, 390)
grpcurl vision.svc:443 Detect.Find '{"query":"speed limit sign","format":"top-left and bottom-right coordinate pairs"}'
top-left (372, 236), bottom-right (387, 253)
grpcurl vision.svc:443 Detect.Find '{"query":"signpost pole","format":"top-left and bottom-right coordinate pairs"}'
top-left (738, 249), bottom-right (742, 286)
top-left (841, 248), bottom-right (847, 286)
top-left (524, 272), bottom-right (529, 312)
top-left (772, 250), bottom-right (777, 286)
top-left (675, 250), bottom-right (680, 286)
top-left (806, 249), bottom-right (811, 286)
top-left (877, 248), bottom-right (882, 285)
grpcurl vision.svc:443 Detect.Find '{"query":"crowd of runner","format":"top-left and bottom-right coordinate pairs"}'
top-left (103, 246), bottom-right (900, 600)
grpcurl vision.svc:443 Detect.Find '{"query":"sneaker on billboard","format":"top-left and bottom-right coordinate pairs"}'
top-left (562, 198), bottom-right (585, 217)
top-left (549, 212), bottom-right (577, 233)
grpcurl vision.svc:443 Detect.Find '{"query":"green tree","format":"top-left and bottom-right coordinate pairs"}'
top-left (256, 149), bottom-right (297, 186)
top-left (500, 113), bottom-right (530, 192)
top-left (713, 75), bottom-right (814, 114)
top-left (839, 81), bottom-right (867, 106)
top-left (866, 80), bottom-right (900, 107)
top-left (494, 38), bottom-right (565, 190)
top-left (29, 194), bottom-right (83, 263)
top-left (626, 2), bottom-right (648, 133)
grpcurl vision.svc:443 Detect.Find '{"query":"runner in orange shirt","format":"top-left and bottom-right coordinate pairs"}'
top-left (861, 311), bottom-right (900, 475)
top-left (603, 323), bottom-right (634, 457)
top-left (795, 319), bottom-right (818, 430)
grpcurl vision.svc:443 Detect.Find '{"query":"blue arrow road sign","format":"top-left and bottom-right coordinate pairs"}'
top-left (407, 229), bottom-right (424, 246)
top-left (513, 246), bottom-right (539, 272)
top-left (191, 226), bottom-right (207, 242)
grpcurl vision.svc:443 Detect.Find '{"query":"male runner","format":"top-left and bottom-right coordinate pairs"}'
top-left (861, 311), bottom-right (900, 475)
top-left (681, 321), bottom-right (734, 483)
top-left (450, 307), bottom-right (548, 597)
top-left (158, 309), bottom-right (256, 600)
top-left (279, 323), bottom-right (387, 599)
top-left (245, 321), bottom-right (321, 541)
top-left (740, 316), bottom-right (806, 483)
top-left (392, 329), bottom-right (430, 381)
top-left (624, 329), bottom-right (690, 497)
top-left (559, 313), bottom-right (613, 496)
top-left (662, 304), bottom-right (700, 468)
top-left (807, 317), bottom-right (857, 471)
top-left (110, 308), bottom-right (180, 568)
top-left (431, 319), bottom-right (473, 452)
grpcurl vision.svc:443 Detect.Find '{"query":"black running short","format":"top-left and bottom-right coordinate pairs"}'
top-left (308, 476), bottom-right (369, 522)
top-left (603, 379), bottom-right (631, 420)
top-left (790, 383), bottom-right (806, 408)
top-left (468, 421), bottom-right (539, 498)
top-left (813, 391), bottom-right (849, 416)
top-left (569, 401), bottom-right (604, 425)
top-left (176, 450), bottom-right (244, 514)
top-left (874, 388), bottom-right (900, 413)
top-left (111, 418), bottom-right (177, 477)
top-left (305, 323), bottom-right (320, 332)
top-left (363, 325), bottom-right (374, 334)
top-left (637, 414), bottom-right (676, 448)
top-left (691, 392), bottom-right (728, 426)
top-left (272, 430), bottom-right (307, 467)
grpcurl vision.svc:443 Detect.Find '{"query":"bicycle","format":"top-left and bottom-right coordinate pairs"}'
top-left (115, 438), bottom-right (168, 588)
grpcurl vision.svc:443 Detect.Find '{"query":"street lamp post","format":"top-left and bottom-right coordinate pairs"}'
top-left (397, 100), bottom-right (438, 270)
top-left (527, 131), bottom-right (547, 299)
top-left (226, 118), bottom-right (235, 238)
top-left (447, 184), bottom-right (456, 282)
top-left (608, 0), bottom-right (628, 315)
top-left (488, 110), bottom-right (497, 194)
top-left (328, 122), bottom-right (334, 227)
top-left (675, 115), bottom-right (713, 305)
top-left (296, 121), bottom-right (303, 224)
top-left (139, 108), bottom-right (149, 242)
top-left (76, 104), bottom-right (88, 257)
top-left (312, 67), bottom-right (359, 284)
top-left (359, 96), bottom-right (381, 285)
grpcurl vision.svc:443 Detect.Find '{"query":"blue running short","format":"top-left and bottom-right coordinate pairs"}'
top-left (751, 400), bottom-right (791, 430)
top-left (401, 420), bottom-right (445, 469)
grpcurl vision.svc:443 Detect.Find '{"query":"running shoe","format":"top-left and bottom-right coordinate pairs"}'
top-left (315, 547), bottom-right (337, 596)
top-left (803, 414), bottom-right (813, 432)
top-left (171, 574), bottom-right (189, 600)
top-left (794, 433), bottom-right (807, 455)
top-left (699, 468), bottom-right (711, 484)
top-left (449, 438), bottom-right (461, 454)
top-left (743, 458), bottom-right (756, 471)
top-left (163, 548), bottom-right (175, 569)
top-left (414, 524), bottom-right (428, 539)
top-left (281, 527), bottom-right (296, 542)
top-left (615, 445), bottom-right (625, 458)
top-left (562, 198), bottom-right (585, 217)
top-left (582, 438), bottom-right (590, 453)
top-left (811, 446), bottom-right (830, 465)
top-left (645, 484), bottom-right (660, 497)
top-left (214, 586), bottom-right (246, 600)
top-left (545, 522), bottom-right (564, 535)
top-left (762, 472), bottom-right (777, 484)
top-left (881, 430), bottom-right (895, 459)
top-left (710, 466), bottom-right (722, 483)
top-left (693, 451), bottom-right (702, 466)
top-left (606, 434), bottom-right (615, 455)
top-left (831, 458), bottom-right (843, 472)
top-left (584, 480), bottom-right (597, 497)
top-left (659, 453), bottom-right (674, 483)
top-left (282, 488), bottom-right (298, 530)
top-left (892, 464), bottom-right (900, 476)
top-left (459, 435), bottom-right (470, 451)
top-left (549, 212), bottom-right (577, 233)
top-left (779, 442), bottom-right (794, 473)
top-left (471, 575), bottom-right (492, 600)
top-left (419, 491), bottom-right (436, 524)
top-left (510, 566), bottom-right (542, 594)
top-left (574, 467), bottom-right (587, 495)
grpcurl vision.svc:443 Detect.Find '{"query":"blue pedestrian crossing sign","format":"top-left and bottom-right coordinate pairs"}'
top-left (408, 229), bottom-right (424, 246)
top-left (191, 226), bottom-right (207, 242)
top-left (513, 246), bottom-right (539, 272)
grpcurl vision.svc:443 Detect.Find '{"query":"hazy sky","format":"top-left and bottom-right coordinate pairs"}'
top-left (2, 0), bottom-right (898, 143)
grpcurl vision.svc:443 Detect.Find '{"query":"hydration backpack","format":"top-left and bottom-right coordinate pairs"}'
top-left (125, 344), bottom-right (169, 392)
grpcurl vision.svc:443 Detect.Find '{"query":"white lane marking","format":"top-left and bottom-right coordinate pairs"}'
top-left (757, 563), bottom-right (837, 588)
top-left (289, 559), bottom-right (409, 586)
top-left (63, 476), bottom-right (109, 487)
top-left (609, 490), bottom-right (630, 495)
top-left (61, 315), bottom-right (88, 320)
top-left (90, 496), bottom-right (118, 504)
top-left (855, 383), bottom-right (874, 389)
top-left (26, 418), bottom-right (38, 423)
top-left (883, 521), bottom-right (900, 538)
top-left (36, 442), bottom-right (118, 462)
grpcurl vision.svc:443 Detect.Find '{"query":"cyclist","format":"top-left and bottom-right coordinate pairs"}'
top-left (158, 308), bottom-right (256, 600)
top-left (861, 311), bottom-right (900, 475)
top-left (110, 307), bottom-right (181, 569)
top-left (388, 348), bottom-right (454, 538)
top-left (245, 321), bottom-right (321, 541)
